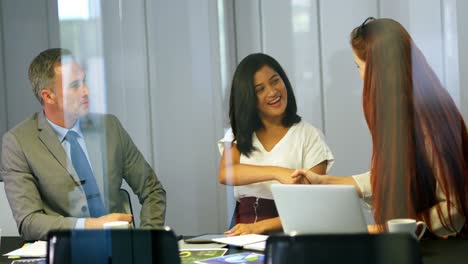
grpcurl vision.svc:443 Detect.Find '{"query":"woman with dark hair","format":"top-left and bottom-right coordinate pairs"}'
top-left (218, 53), bottom-right (334, 235)
top-left (293, 18), bottom-right (468, 237)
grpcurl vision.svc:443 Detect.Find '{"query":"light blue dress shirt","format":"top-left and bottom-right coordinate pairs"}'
top-left (47, 118), bottom-right (94, 229)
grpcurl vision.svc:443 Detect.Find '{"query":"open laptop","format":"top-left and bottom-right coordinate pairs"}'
top-left (271, 184), bottom-right (368, 234)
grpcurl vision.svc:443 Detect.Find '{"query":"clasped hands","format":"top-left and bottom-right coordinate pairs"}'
top-left (225, 169), bottom-right (324, 236)
top-left (277, 169), bottom-right (323, 185)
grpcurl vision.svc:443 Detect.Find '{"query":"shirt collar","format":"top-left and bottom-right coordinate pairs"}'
top-left (46, 118), bottom-right (84, 142)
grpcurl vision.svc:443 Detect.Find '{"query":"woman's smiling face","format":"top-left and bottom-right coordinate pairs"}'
top-left (254, 65), bottom-right (288, 122)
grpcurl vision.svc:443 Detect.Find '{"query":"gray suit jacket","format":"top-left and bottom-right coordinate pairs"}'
top-left (0, 112), bottom-right (166, 240)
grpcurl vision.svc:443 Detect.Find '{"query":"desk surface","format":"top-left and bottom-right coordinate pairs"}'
top-left (419, 239), bottom-right (468, 264)
top-left (2, 236), bottom-right (468, 264)
top-left (1, 237), bottom-right (26, 264)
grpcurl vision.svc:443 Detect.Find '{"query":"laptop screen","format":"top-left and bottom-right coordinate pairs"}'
top-left (271, 184), bottom-right (368, 234)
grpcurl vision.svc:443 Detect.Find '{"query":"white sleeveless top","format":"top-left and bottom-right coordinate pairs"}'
top-left (218, 121), bottom-right (334, 200)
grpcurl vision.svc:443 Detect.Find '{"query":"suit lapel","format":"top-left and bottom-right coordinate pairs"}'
top-left (37, 112), bottom-right (82, 184)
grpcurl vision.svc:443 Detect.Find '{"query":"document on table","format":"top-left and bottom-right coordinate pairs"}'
top-left (242, 241), bottom-right (266, 251)
top-left (179, 240), bottom-right (227, 250)
top-left (3, 241), bottom-right (47, 257)
top-left (212, 234), bottom-right (267, 248)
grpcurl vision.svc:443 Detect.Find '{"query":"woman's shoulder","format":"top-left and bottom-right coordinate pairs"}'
top-left (291, 120), bottom-right (322, 135)
top-left (217, 127), bottom-right (235, 154)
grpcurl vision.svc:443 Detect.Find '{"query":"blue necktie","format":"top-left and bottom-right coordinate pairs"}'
top-left (65, 130), bottom-right (106, 217)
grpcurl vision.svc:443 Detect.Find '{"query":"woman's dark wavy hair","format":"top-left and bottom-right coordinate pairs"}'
top-left (229, 53), bottom-right (301, 157)
top-left (351, 18), bottom-right (468, 236)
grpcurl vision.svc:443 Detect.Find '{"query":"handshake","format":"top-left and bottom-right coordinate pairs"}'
top-left (277, 169), bottom-right (324, 185)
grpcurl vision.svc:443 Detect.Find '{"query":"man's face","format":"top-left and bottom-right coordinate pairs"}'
top-left (50, 61), bottom-right (89, 123)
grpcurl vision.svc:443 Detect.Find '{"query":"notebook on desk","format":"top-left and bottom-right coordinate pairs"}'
top-left (212, 234), bottom-right (267, 251)
top-left (271, 184), bottom-right (368, 234)
top-left (212, 234), bottom-right (267, 247)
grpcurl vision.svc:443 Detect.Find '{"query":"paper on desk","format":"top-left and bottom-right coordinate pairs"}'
top-left (3, 241), bottom-right (47, 257)
top-left (178, 240), bottom-right (227, 250)
top-left (242, 241), bottom-right (266, 251)
top-left (212, 234), bottom-right (268, 247)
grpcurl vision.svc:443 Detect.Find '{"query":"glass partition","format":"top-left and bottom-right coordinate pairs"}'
top-left (0, 0), bottom-right (466, 238)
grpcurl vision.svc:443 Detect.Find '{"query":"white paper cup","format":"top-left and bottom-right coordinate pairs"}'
top-left (103, 221), bottom-right (129, 229)
top-left (387, 219), bottom-right (426, 240)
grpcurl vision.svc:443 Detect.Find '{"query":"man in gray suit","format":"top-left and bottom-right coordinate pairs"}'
top-left (0, 48), bottom-right (166, 240)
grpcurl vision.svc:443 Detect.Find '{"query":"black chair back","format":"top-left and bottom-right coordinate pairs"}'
top-left (265, 233), bottom-right (421, 264)
top-left (119, 188), bottom-right (135, 228)
top-left (47, 228), bottom-right (180, 264)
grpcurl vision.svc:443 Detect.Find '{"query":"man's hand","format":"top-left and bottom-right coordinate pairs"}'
top-left (85, 213), bottom-right (133, 229)
top-left (224, 223), bottom-right (264, 236)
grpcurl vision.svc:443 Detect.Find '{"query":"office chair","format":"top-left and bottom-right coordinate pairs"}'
top-left (119, 188), bottom-right (135, 228)
top-left (48, 228), bottom-right (180, 264)
top-left (265, 233), bottom-right (422, 264)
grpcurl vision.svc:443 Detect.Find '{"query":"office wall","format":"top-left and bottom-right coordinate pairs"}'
top-left (0, 0), bottom-right (58, 128)
top-left (144, 0), bottom-right (228, 235)
top-left (0, 2), bottom-right (6, 149)
top-left (457, 0), bottom-right (468, 119)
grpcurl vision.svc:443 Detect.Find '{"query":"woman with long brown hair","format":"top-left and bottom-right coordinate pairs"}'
top-left (293, 18), bottom-right (468, 237)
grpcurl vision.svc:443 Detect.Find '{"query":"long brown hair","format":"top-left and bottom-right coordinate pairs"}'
top-left (351, 18), bottom-right (468, 236)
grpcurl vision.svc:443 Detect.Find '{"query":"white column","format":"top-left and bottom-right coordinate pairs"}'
top-left (0, 2), bottom-right (7, 139)
top-left (456, 0), bottom-right (468, 120)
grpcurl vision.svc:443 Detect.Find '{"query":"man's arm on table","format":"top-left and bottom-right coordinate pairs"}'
top-left (112, 116), bottom-right (166, 228)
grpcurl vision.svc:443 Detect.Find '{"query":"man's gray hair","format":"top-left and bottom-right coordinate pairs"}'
top-left (28, 48), bottom-right (75, 105)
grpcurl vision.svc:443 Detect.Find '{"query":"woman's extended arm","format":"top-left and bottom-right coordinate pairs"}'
top-left (292, 170), bottom-right (364, 197)
top-left (218, 143), bottom-right (300, 185)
